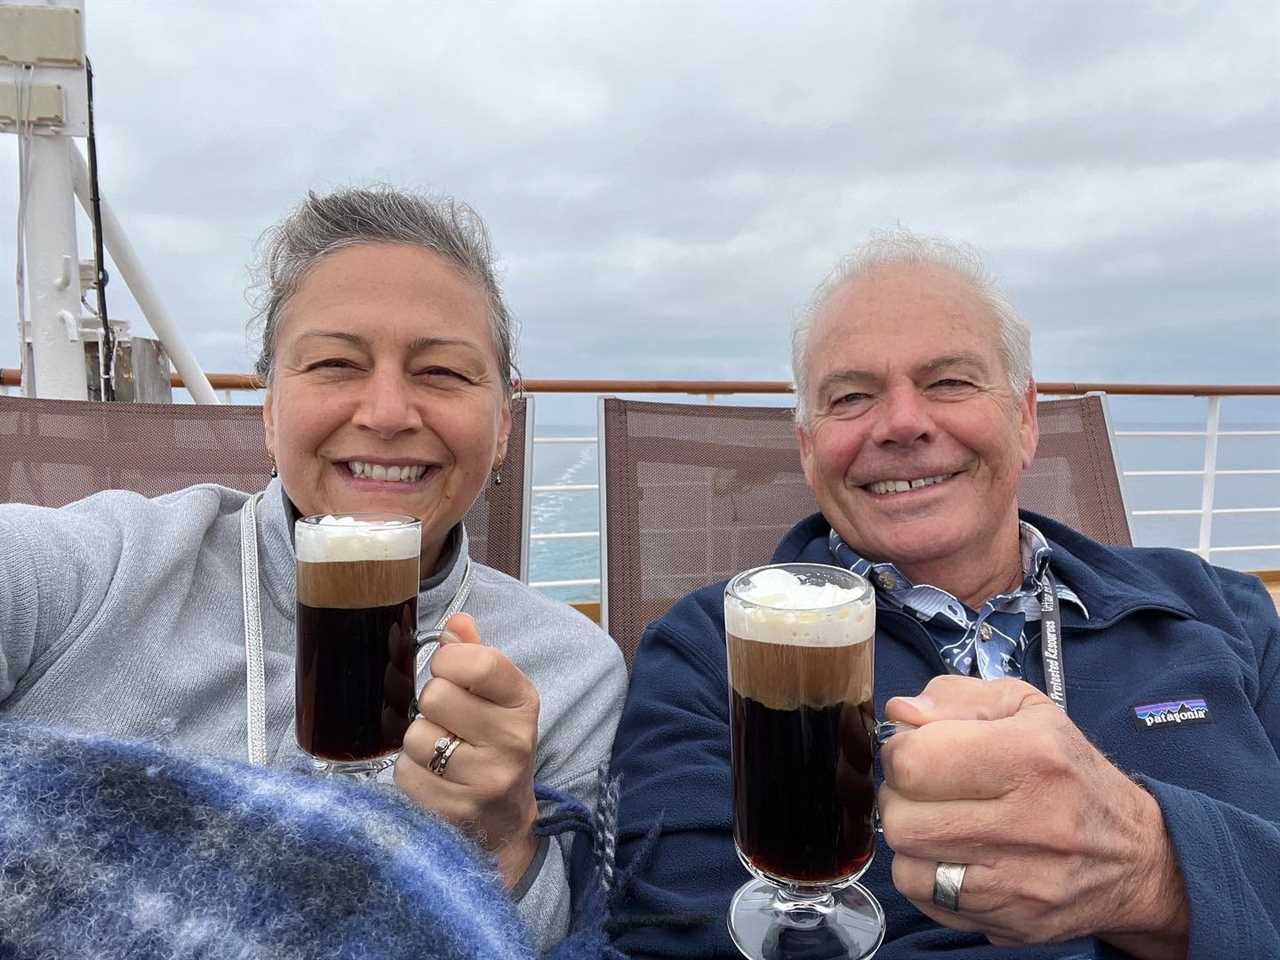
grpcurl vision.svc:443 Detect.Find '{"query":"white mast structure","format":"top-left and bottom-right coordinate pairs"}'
top-left (1, 0), bottom-right (219, 403)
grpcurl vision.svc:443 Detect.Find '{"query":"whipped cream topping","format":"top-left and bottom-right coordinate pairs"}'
top-left (726, 566), bottom-right (873, 646)
top-left (295, 516), bottom-right (420, 563)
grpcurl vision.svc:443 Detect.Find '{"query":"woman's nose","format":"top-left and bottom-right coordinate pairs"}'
top-left (351, 372), bottom-right (423, 438)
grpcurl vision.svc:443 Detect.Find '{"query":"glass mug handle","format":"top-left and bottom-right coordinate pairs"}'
top-left (406, 628), bottom-right (445, 720)
top-left (871, 720), bottom-right (916, 834)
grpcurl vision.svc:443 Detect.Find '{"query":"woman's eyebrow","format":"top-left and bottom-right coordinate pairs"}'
top-left (293, 333), bottom-right (483, 356)
top-left (405, 336), bottom-right (485, 355)
top-left (295, 331), bottom-right (368, 349)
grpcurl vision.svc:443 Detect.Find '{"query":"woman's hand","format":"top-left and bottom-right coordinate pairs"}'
top-left (394, 612), bottom-right (541, 889)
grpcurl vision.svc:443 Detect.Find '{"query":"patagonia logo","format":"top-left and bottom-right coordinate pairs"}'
top-left (1133, 698), bottom-right (1211, 730)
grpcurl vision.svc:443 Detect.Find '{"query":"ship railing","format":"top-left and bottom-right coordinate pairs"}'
top-left (2, 372), bottom-right (1277, 592)
top-left (513, 382), bottom-right (1280, 588)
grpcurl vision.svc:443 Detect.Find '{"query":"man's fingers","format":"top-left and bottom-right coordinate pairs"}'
top-left (428, 642), bottom-right (534, 710)
top-left (886, 675), bottom-right (1051, 725)
top-left (880, 720), bottom-right (1027, 801)
top-left (878, 786), bottom-right (1014, 861)
top-left (890, 853), bottom-right (990, 933)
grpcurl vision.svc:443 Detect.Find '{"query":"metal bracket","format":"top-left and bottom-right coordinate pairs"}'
top-left (53, 253), bottom-right (72, 289)
top-left (58, 309), bottom-right (78, 340)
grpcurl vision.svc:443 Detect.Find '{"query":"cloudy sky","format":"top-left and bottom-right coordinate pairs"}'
top-left (3, 0), bottom-right (1277, 406)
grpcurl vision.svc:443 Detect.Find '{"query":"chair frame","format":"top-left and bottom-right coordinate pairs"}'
top-left (517, 395), bottom-right (535, 583)
top-left (597, 396), bottom-right (612, 635)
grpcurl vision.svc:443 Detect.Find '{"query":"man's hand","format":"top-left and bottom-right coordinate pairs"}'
top-left (394, 612), bottom-right (541, 890)
top-left (879, 675), bottom-right (1188, 960)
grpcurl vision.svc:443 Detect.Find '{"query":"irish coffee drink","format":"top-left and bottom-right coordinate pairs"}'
top-left (725, 563), bottom-right (885, 960)
top-left (295, 514), bottom-right (421, 777)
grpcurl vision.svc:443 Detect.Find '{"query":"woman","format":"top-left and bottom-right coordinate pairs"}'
top-left (0, 187), bottom-right (627, 950)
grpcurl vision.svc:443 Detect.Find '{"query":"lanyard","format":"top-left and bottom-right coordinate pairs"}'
top-left (1036, 568), bottom-right (1066, 712)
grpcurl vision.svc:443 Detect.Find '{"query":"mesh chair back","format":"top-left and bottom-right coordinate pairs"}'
top-left (1021, 395), bottom-right (1132, 549)
top-left (600, 400), bottom-right (816, 667)
top-left (0, 395), bottom-right (529, 581)
top-left (601, 394), bottom-right (1131, 667)
top-left (466, 396), bottom-right (531, 581)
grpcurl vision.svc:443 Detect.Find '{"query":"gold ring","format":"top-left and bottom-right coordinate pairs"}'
top-left (428, 734), bottom-right (462, 777)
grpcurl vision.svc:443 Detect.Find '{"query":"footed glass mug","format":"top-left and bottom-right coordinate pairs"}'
top-left (294, 513), bottom-right (421, 779)
top-left (725, 562), bottom-right (887, 960)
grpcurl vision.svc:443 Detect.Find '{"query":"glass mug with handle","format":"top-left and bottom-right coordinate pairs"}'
top-left (726, 562), bottom-right (898, 960)
top-left (294, 513), bottom-right (422, 779)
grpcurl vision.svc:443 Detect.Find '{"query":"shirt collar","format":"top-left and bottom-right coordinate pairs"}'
top-left (828, 521), bottom-right (1088, 618)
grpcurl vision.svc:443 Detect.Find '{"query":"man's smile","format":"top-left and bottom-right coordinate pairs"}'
top-left (861, 472), bottom-right (959, 496)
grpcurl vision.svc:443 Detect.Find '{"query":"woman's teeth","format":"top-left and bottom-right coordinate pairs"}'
top-left (866, 473), bottom-right (953, 496)
top-left (347, 461), bottom-right (426, 483)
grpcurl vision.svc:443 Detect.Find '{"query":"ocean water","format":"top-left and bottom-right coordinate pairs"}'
top-left (529, 395), bottom-right (1280, 604)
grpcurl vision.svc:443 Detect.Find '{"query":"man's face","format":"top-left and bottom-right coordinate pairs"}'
top-left (797, 263), bottom-right (1038, 579)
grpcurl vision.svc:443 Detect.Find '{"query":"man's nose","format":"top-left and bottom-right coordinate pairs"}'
top-left (871, 385), bottom-right (933, 446)
top-left (352, 370), bottom-right (423, 438)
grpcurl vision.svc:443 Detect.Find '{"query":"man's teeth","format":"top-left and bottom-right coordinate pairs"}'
top-left (866, 474), bottom-right (953, 496)
top-left (348, 461), bottom-right (426, 483)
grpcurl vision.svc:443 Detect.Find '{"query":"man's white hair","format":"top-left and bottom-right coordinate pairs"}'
top-left (791, 230), bottom-right (1032, 424)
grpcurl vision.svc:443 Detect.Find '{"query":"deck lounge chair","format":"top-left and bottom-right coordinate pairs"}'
top-left (0, 395), bottom-right (533, 582)
top-left (598, 394), bottom-right (1132, 667)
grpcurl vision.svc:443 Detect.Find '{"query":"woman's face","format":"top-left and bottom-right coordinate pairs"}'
top-left (263, 242), bottom-right (511, 572)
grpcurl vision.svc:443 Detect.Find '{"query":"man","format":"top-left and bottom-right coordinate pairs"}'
top-left (582, 234), bottom-right (1280, 958)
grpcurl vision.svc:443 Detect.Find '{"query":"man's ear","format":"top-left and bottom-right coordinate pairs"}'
top-left (1019, 377), bottom-right (1039, 469)
top-left (797, 419), bottom-right (816, 490)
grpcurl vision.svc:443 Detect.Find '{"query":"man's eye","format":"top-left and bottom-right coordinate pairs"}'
top-left (831, 392), bottom-right (869, 408)
top-left (931, 379), bottom-right (974, 390)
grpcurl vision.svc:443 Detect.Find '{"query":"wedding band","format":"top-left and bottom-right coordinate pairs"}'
top-left (932, 861), bottom-right (967, 912)
top-left (428, 734), bottom-right (462, 777)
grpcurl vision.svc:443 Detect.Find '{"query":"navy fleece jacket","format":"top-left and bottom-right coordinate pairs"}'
top-left (580, 511), bottom-right (1280, 959)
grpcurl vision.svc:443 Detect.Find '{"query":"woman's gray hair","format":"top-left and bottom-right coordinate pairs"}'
top-left (249, 186), bottom-right (518, 394)
top-left (791, 230), bottom-right (1031, 424)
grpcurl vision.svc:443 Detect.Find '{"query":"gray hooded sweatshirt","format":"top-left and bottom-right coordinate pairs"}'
top-left (0, 479), bottom-right (627, 950)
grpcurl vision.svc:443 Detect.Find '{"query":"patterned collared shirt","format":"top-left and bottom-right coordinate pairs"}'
top-left (828, 522), bottom-right (1088, 680)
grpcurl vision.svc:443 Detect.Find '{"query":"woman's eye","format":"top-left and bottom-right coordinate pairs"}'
top-left (306, 358), bottom-right (357, 371)
top-left (417, 367), bottom-right (469, 381)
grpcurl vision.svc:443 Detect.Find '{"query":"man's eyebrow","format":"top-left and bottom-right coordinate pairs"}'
top-left (919, 353), bottom-right (992, 376)
top-left (815, 368), bottom-right (877, 393)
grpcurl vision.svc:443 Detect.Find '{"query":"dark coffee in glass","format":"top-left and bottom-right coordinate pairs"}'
top-left (729, 637), bottom-right (875, 884)
top-left (724, 563), bottom-right (885, 960)
top-left (294, 514), bottom-right (421, 778)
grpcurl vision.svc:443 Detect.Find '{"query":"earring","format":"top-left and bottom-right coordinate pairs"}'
top-left (491, 461), bottom-right (504, 487)
top-left (269, 453), bottom-right (278, 479)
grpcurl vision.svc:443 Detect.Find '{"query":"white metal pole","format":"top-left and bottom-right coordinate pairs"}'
top-left (1196, 396), bottom-right (1222, 560)
top-left (67, 145), bottom-right (221, 404)
top-left (24, 135), bottom-right (89, 400)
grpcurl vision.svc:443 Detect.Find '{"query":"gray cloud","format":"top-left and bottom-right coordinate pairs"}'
top-left (2, 0), bottom-right (1276, 394)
